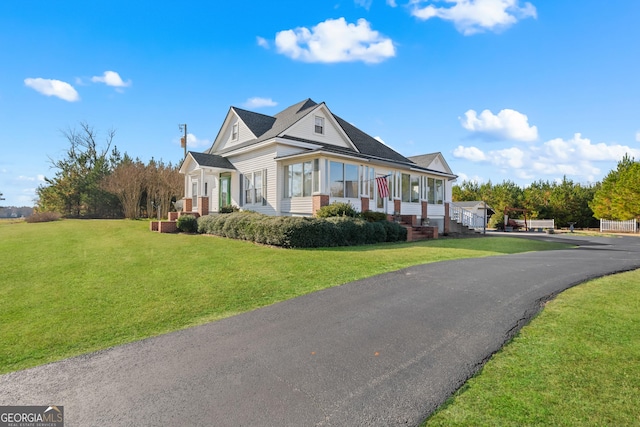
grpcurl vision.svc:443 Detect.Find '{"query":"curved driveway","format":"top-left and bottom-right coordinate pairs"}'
top-left (1, 233), bottom-right (639, 426)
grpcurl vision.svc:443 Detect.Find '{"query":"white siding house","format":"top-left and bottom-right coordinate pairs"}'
top-left (179, 99), bottom-right (457, 227)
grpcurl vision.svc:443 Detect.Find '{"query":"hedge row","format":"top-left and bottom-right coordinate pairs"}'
top-left (196, 212), bottom-right (407, 248)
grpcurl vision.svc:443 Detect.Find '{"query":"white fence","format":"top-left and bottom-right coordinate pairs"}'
top-left (600, 219), bottom-right (638, 233)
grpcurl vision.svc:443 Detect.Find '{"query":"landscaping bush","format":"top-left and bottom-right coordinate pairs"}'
top-left (360, 210), bottom-right (388, 222)
top-left (176, 215), bottom-right (198, 233)
top-left (316, 202), bottom-right (358, 218)
top-left (195, 212), bottom-right (405, 248)
top-left (25, 212), bottom-right (62, 223)
top-left (381, 220), bottom-right (406, 242)
top-left (219, 205), bottom-right (240, 214)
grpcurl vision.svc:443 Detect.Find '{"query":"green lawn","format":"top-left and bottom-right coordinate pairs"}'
top-left (425, 269), bottom-right (640, 426)
top-left (0, 219), bottom-right (567, 374)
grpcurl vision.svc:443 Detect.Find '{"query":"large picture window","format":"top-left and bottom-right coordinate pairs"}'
top-left (427, 177), bottom-right (444, 204)
top-left (284, 161), bottom-right (314, 198)
top-left (329, 161), bottom-right (358, 198)
top-left (401, 173), bottom-right (411, 202)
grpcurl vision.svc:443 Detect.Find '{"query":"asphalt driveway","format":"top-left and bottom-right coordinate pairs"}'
top-left (1, 233), bottom-right (639, 426)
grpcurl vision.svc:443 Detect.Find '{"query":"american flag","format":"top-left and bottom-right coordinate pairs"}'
top-left (375, 176), bottom-right (390, 198)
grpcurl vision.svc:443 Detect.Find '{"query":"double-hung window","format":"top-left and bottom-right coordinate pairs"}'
top-left (243, 171), bottom-right (265, 205)
top-left (244, 174), bottom-right (253, 204)
top-left (232, 123), bottom-right (239, 141)
top-left (314, 116), bottom-right (325, 135)
top-left (254, 172), bottom-right (263, 204)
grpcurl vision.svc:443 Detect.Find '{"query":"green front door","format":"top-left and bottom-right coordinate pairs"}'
top-left (220, 174), bottom-right (231, 208)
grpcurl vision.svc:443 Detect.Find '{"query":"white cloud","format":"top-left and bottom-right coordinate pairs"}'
top-left (24, 78), bottom-right (80, 102)
top-left (387, 0), bottom-right (398, 6)
top-left (543, 133), bottom-right (640, 162)
top-left (453, 145), bottom-right (487, 161)
top-left (275, 18), bottom-right (396, 64)
top-left (243, 97), bottom-right (278, 109)
top-left (183, 133), bottom-right (210, 149)
top-left (455, 172), bottom-right (485, 183)
top-left (256, 36), bottom-right (269, 48)
top-left (461, 108), bottom-right (538, 141)
top-left (91, 71), bottom-right (131, 88)
top-left (374, 136), bottom-right (388, 145)
top-left (491, 146), bottom-right (525, 168)
top-left (453, 133), bottom-right (640, 184)
top-left (355, 0), bottom-right (373, 10)
top-left (635, 131), bottom-right (640, 142)
top-left (411, 0), bottom-right (537, 35)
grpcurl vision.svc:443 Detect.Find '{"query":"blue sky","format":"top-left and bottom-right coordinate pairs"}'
top-left (1, 0), bottom-right (639, 206)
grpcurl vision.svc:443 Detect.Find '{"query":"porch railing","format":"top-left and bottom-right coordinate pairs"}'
top-left (449, 203), bottom-right (486, 230)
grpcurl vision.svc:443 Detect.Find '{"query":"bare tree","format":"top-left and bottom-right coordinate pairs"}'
top-left (155, 161), bottom-right (183, 219)
top-left (101, 156), bottom-right (146, 219)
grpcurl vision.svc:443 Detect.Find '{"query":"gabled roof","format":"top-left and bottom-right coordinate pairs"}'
top-left (205, 99), bottom-right (456, 176)
top-left (455, 201), bottom-right (490, 209)
top-left (185, 151), bottom-right (236, 170)
top-left (209, 98), bottom-right (321, 155)
top-left (333, 115), bottom-right (410, 163)
top-left (407, 152), bottom-right (455, 176)
top-left (232, 108), bottom-right (276, 138)
top-left (407, 153), bottom-right (439, 166)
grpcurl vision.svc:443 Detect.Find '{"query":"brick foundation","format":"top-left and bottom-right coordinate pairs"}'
top-left (312, 194), bottom-right (330, 216)
top-left (421, 201), bottom-right (428, 222)
top-left (444, 202), bottom-right (450, 235)
top-left (360, 197), bottom-right (369, 212)
top-left (183, 197), bottom-right (192, 212)
top-left (197, 197), bottom-right (209, 217)
top-left (168, 212), bottom-right (179, 221)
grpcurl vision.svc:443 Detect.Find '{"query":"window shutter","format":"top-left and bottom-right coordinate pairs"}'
top-left (262, 169), bottom-right (268, 206)
top-left (239, 174), bottom-right (244, 207)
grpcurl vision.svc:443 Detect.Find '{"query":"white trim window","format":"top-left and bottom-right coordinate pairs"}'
top-left (427, 177), bottom-right (444, 204)
top-left (254, 172), bottom-right (263, 204)
top-left (329, 161), bottom-right (358, 198)
top-left (284, 161), bottom-right (313, 198)
top-left (243, 171), bottom-right (265, 205)
top-left (244, 174), bottom-right (253, 204)
top-left (232, 122), bottom-right (239, 141)
top-left (314, 116), bottom-right (325, 135)
top-left (401, 173), bottom-right (420, 203)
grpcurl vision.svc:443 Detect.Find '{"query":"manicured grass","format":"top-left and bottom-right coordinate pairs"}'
top-left (0, 219), bottom-right (567, 374)
top-left (425, 269), bottom-right (640, 427)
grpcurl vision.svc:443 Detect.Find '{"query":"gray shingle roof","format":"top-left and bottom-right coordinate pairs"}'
top-left (232, 108), bottom-right (276, 138)
top-left (206, 99), bottom-right (454, 176)
top-left (332, 115), bottom-right (410, 163)
top-left (189, 151), bottom-right (236, 170)
top-left (407, 153), bottom-right (439, 167)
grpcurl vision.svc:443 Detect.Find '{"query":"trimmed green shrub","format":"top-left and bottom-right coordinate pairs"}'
top-left (25, 212), bottom-right (62, 223)
top-left (361, 210), bottom-right (388, 222)
top-left (316, 202), bottom-right (358, 218)
top-left (195, 212), bottom-right (405, 248)
top-left (381, 220), bottom-right (406, 242)
top-left (219, 205), bottom-right (240, 214)
top-left (176, 215), bottom-right (198, 233)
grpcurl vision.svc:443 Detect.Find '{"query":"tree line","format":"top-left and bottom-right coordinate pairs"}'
top-left (453, 155), bottom-right (640, 228)
top-left (36, 123), bottom-right (183, 219)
